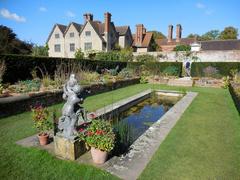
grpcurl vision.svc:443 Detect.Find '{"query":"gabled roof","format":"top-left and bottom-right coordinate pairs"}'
top-left (79, 21), bottom-right (105, 42)
top-left (199, 39), bottom-right (240, 50)
top-left (116, 26), bottom-right (129, 36)
top-left (64, 22), bottom-right (83, 35)
top-left (46, 23), bottom-right (67, 43)
top-left (132, 32), bottom-right (153, 48)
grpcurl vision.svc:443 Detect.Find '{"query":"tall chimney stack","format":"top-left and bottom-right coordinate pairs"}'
top-left (176, 24), bottom-right (182, 42)
top-left (83, 13), bottom-right (93, 22)
top-left (135, 24), bottom-right (144, 46)
top-left (104, 12), bottom-right (111, 51)
top-left (168, 25), bottom-right (173, 43)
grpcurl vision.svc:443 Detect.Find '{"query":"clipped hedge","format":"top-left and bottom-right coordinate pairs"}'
top-left (127, 61), bottom-right (182, 76)
top-left (0, 54), bottom-right (127, 83)
top-left (191, 62), bottom-right (240, 78)
top-left (0, 54), bottom-right (183, 83)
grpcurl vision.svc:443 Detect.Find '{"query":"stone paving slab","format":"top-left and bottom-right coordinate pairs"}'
top-left (103, 92), bottom-right (198, 180)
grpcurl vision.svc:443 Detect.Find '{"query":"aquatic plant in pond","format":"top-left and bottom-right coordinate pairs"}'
top-left (111, 93), bottom-right (181, 153)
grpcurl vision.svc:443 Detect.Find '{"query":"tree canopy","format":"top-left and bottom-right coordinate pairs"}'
top-left (0, 25), bottom-right (32, 55)
top-left (187, 26), bottom-right (238, 41)
top-left (219, 26), bottom-right (238, 40)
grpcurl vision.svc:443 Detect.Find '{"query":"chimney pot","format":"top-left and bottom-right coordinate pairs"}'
top-left (176, 24), bottom-right (182, 42)
top-left (168, 25), bottom-right (173, 43)
top-left (104, 12), bottom-right (111, 33)
top-left (83, 13), bottom-right (93, 22)
top-left (135, 24), bottom-right (144, 46)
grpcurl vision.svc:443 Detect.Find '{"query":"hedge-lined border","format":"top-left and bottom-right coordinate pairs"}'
top-left (0, 54), bottom-right (183, 83)
top-left (229, 82), bottom-right (240, 114)
top-left (191, 62), bottom-right (240, 78)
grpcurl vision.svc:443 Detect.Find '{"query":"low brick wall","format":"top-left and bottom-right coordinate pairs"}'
top-left (229, 82), bottom-right (240, 113)
top-left (0, 78), bottom-right (140, 118)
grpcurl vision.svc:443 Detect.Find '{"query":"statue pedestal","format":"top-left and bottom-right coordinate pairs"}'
top-left (54, 134), bottom-right (86, 160)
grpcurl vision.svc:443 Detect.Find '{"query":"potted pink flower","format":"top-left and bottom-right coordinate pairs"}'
top-left (32, 105), bottom-right (52, 145)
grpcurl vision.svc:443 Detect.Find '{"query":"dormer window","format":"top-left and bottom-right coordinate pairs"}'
top-left (55, 34), bottom-right (60, 38)
top-left (70, 32), bottom-right (74, 37)
top-left (85, 31), bottom-right (91, 36)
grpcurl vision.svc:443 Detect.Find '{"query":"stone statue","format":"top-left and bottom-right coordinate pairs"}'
top-left (58, 74), bottom-right (90, 139)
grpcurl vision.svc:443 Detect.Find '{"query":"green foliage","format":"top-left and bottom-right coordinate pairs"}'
top-left (31, 44), bottom-right (49, 56)
top-left (140, 76), bottom-right (148, 84)
top-left (150, 31), bottom-right (166, 40)
top-left (201, 30), bottom-right (220, 41)
top-left (31, 105), bottom-right (52, 135)
top-left (117, 68), bottom-right (134, 79)
top-left (94, 49), bottom-right (133, 62)
top-left (10, 79), bottom-right (41, 93)
top-left (135, 54), bottom-right (157, 63)
top-left (163, 66), bottom-right (179, 76)
top-left (0, 25), bottom-right (32, 55)
top-left (0, 83), bottom-right (3, 94)
top-left (173, 44), bottom-right (191, 51)
top-left (74, 48), bottom-right (84, 60)
top-left (113, 120), bottom-right (133, 155)
top-left (85, 119), bottom-right (115, 152)
top-left (127, 62), bottom-right (182, 77)
top-left (222, 76), bottom-right (230, 89)
top-left (191, 62), bottom-right (240, 78)
top-left (219, 26), bottom-right (238, 40)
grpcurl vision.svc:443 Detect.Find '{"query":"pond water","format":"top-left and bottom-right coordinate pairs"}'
top-left (111, 93), bottom-right (181, 155)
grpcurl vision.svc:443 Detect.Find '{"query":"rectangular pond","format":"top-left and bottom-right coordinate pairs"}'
top-left (107, 91), bottom-right (183, 155)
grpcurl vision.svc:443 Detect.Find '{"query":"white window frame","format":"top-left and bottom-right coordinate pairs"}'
top-left (85, 31), bottom-right (91, 37)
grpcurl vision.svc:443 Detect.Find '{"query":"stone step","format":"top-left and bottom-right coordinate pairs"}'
top-left (168, 78), bottom-right (193, 87)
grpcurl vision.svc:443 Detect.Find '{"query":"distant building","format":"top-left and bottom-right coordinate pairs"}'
top-left (199, 39), bottom-right (240, 51)
top-left (132, 24), bottom-right (155, 52)
top-left (156, 24), bottom-right (195, 51)
top-left (47, 12), bottom-right (133, 58)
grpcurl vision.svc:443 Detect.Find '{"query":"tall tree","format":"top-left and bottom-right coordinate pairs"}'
top-left (201, 30), bottom-right (220, 40)
top-left (219, 26), bottom-right (238, 40)
top-left (32, 45), bottom-right (49, 56)
top-left (0, 25), bottom-right (32, 55)
top-left (150, 31), bottom-right (166, 40)
top-left (187, 33), bottom-right (202, 40)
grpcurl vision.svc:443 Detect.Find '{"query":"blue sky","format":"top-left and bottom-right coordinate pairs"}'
top-left (0, 0), bottom-right (239, 45)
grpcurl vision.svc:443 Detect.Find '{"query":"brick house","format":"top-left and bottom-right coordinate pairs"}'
top-left (47, 12), bottom-right (133, 58)
top-left (132, 24), bottom-right (155, 52)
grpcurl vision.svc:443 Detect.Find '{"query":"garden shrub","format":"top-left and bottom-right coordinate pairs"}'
top-left (191, 62), bottom-right (240, 78)
top-left (135, 54), bottom-right (157, 63)
top-left (74, 48), bottom-right (84, 60)
top-left (202, 66), bottom-right (220, 78)
top-left (163, 66), bottom-right (179, 76)
top-left (173, 44), bottom-right (191, 51)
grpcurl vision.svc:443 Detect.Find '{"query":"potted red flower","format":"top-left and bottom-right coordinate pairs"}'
top-left (32, 105), bottom-right (52, 145)
top-left (85, 119), bottom-right (115, 164)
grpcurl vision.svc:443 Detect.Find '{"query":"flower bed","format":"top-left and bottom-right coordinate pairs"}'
top-left (0, 78), bottom-right (140, 118)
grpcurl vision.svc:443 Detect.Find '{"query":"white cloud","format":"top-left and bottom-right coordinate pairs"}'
top-left (66, 11), bottom-right (75, 17)
top-left (39, 7), bottom-right (47, 12)
top-left (0, 8), bottom-right (26, 22)
top-left (196, 2), bottom-right (205, 9)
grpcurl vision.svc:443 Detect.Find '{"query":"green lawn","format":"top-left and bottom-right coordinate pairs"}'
top-left (0, 84), bottom-right (240, 179)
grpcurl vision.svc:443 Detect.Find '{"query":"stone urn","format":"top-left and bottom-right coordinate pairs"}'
top-left (38, 133), bottom-right (49, 145)
top-left (90, 147), bottom-right (108, 164)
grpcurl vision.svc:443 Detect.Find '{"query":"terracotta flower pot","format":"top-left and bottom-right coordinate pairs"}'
top-left (90, 147), bottom-right (108, 164)
top-left (38, 133), bottom-right (49, 145)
